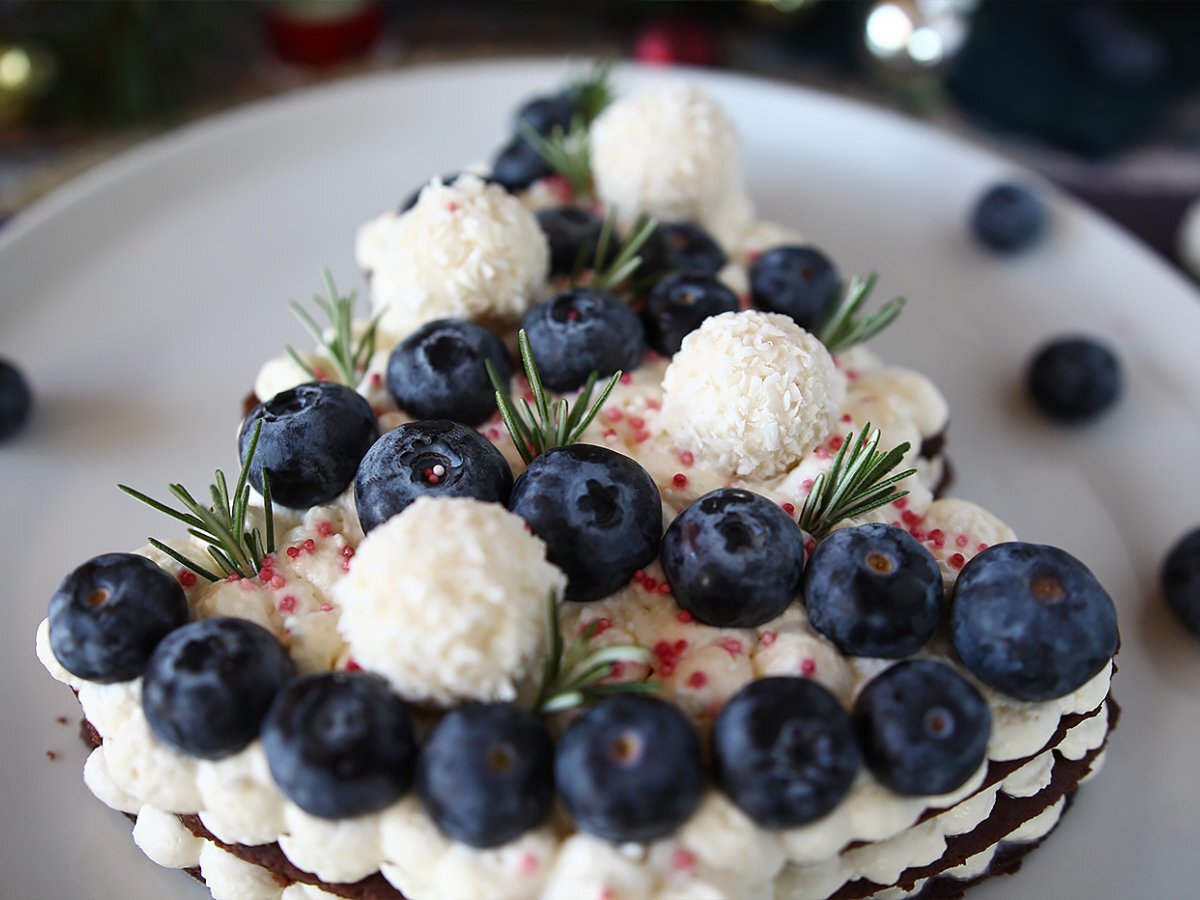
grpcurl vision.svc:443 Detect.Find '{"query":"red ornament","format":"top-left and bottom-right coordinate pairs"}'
top-left (633, 17), bottom-right (718, 67)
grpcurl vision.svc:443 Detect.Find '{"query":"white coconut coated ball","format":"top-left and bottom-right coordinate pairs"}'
top-left (661, 311), bottom-right (844, 480)
top-left (590, 81), bottom-right (753, 242)
top-left (354, 174), bottom-right (550, 342)
top-left (333, 497), bottom-right (566, 706)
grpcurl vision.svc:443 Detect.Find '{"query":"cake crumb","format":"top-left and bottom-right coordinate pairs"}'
top-left (46, 750), bottom-right (60, 761)
top-left (55, 715), bottom-right (69, 726)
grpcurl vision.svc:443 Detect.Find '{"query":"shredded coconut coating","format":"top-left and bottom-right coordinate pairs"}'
top-left (355, 174), bottom-right (549, 343)
top-left (661, 310), bottom-right (844, 480)
top-left (334, 497), bottom-right (566, 706)
top-left (590, 82), bottom-right (754, 246)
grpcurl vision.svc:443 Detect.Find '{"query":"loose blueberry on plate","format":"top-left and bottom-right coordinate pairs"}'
top-left (971, 182), bottom-right (1048, 254)
top-left (643, 272), bottom-right (739, 356)
top-left (262, 671), bottom-right (417, 819)
top-left (142, 616), bottom-right (295, 759)
top-left (749, 245), bottom-right (840, 332)
top-left (387, 318), bottom-right (513, 426)
top-left (417, 702), bottom-right (555, 848)
top-left (803, 523), bottom-right (943, 658)
top-left (1027, 336), bottom-right (1122, 423)
top-left (951, 542), bottom-right (1119, 701)
top-left (713, 677), bottom-right (859, 828)
top-left (355, 420), bottom-right (513, 533)
top-left (521, 288), bottom-right (645, 393)
top-left (240, 381), bottom-right (379, 510)
top-left (661, 488), bottom-right (804, 628)
top-left (854, 659), bottom-right (991, 796)
top-left (509, 443), bottom-right (661, 603)
top-left (556, 694), bottom-right (704, 843)
top-left (490, 136), bottom-right (554, 192)
top-left (0, 358), bottom-right (32, 441)
top-left (638, 221), bottom-right (726, 280)
top-left (537, 206), bottom-right (615, 277)
top-left (48, 552), bottom-right (188, 683)
top-left (1162, 526), bottom-right (1200, 637)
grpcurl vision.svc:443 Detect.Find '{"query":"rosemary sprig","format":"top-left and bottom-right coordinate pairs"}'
top-left (798, 422), bottom-right (916, 539)
top-left (519, 117), bottom-right (594, 202)
top-left (816, 273), bottom-right (905, 355)
top-left (286, 269), bottom-right (382, 388)
top-left (568, 59), bottom-right (615, 127)
top-left (581, 212), bottom-right (657, 292)
top-left (535, 591), bottom-right (657, 714)
top-left (485, 329), bottom-right (620, 465)
top-left (118, 421), bottom-right (277, 582)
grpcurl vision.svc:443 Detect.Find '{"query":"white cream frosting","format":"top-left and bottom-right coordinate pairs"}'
top-left (661, 311), bottom-right (845, 479)
top-left (355, 174), bottom-right (549, 342)
top-left (133, 804), bottom-right (205, 869)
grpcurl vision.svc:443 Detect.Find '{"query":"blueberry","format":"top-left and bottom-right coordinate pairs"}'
top-left (509, 444), bottom-right (661, 603)
top-left (240, 382), bottom-right (379, 510)
top-left (712, 677), bottom-right (859, 828)
top-left (643, 272), bottom-right (739, 356)
top-left (48, 553), bottom-right (188, 683)
top-left (516, 92), bottom-right (576, 137)
top-left (387, 319), bottom-right (513, 426)
top-left (490, 136), bottom-right (553, 192)
top-left (749, 245), bottom-right (840, 332)
top-left (556, 694), bottom-right (703, 843)
top-left (399, 173), bottom-right (499, 214)
top-left (417, 702), bottom-right (555, 848)
top-left (951, 542), bottom-right (1119, 701)
top-left (639, 222), bottom-right (726, 281)
top-left (1027, 336), bottom-right (1122, 423)
top-left (142, 616), bottom-right (295, 759)
top-left (354, 420), bottom-right (513, 533)
top-left (661, 489), bottom-right (804, 628)
top-left (970, 182), bottom-right (1048, 254)
top-left (1162, 527), bottom-right (1200, 637)
top-left (521, 288), bottom-right (645, 393)
top-left (854, 659), bottom-right (991, 796)
top-left (0, 358), bottom-right (32, 441)
top-left (262, 671), bottom-right (417, 819)
top-left (536, 206), bottom-right (615, 277)
top-left (803, 524), bottom-right (943, 658)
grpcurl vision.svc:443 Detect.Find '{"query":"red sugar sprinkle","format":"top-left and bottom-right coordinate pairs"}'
top-left (949, 553), bottom-right (966, 569)
top-left (815, 447), bottom-right (830, 460)
top-left (955, 534), bottom-right (970, 547)
top-left (278, 595), bottom-right (296, 613)
top-left (303, 539), bottom-right (316, 552)
top-left (845, 368), bottom-right (860, 381)
top-left (603, 428), bottom-right (617, 438)
top-left (320, 603), bottom-right (333, 612)
top-left (517, 852), bottom-right (539, 875)
top-left (646, 398), bottom-right (661, 410)
top-left (642, 576), bottom-right (658, 592)
top-left (633, 569), bottom-right (646, 583)
top-left (619, 373), bottom-right (633, 385)
top-left (599, 889), bottom-right (615, 900)
top-left (226, 574), bottom-right (241, 583)
top-left (317, 521), bottom-right (334, 537)
top-left (653, 641), bottom-right (672, 658)
top-left (801, 479), bottom-right (814, 492)
top-left (901, 510), bottom-right (921, 526)
top-left (675, 639), bottom-right (688, 652)
top-left (423, 468), bottom-right (442, 485)
top-left (841, 413), bottom-right (853, 423)
top-left (761, 631), bottom-right (777, 647)
top-left (928, 529), bottom-right (946, 547)
top-left (671, 849), bottom-right (697, 872)
top-left (804, 537), bottom-right (817, 556)
top-left (657, 582), bottom-right (672, 595)
top-left (604, 408), bottom-right (623, 423)
top-left (634, 429), bottom-right (651, 443)
top-left (609, 661), bottom-right (625, 679)
top-left (287, 546), bottom-right (300, 559)
top-left (746, 249), bottom-right (762, 263)
top-left (679, 449), bottom-right (695, 466)
top-left (677, 609), bottom-right (693, 623)
top-left (178, 571), bottom-right (196, 588)
top-left (628, 416), bottom-right (645, 430)
top-left (893, 497), bottom-right (908, 509)
top-left (977, 542), bottom-right (989, 552)
top-left (781, 502), bottom-right (795, 516)
top-left (801, 658), bottom-right (817, 677)
top-left (346, 659), bottom-right (362, 671)
top-left (909, 529), bottom-right (925, 542)
top-left (341, 546), bottom-right (355, 557)
top-left (312, 367), bottom-right (329, 382)
top-left (687, 671), bottom-right (707, 689)
top-left (719, 638), bottom-right (743, 657)
top-left (673, 473), bottom-right (689, 488)
top-left (270, 574), bottom-right (286, 589)
top-left (737, 292), bottom-right (752, 309)
top-left (829, 435), bottom-right (844, 451)
top-left (370, 372), bottom-right (382, 389)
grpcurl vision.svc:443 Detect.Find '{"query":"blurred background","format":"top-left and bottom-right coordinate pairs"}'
top-left (2, 0), bottom-right (1199, 277)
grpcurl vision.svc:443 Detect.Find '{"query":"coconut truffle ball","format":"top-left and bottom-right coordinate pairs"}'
top-left (355, 174), bottom-right (550, 342)
top-left (661, 311), bottom-right (844, 480)
top-left (590, 82), bottom-right (753, 244)
top-left (334, 497), bottom-right (565, 706)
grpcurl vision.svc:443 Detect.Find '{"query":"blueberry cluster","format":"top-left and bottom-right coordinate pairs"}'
top-left (489, 90), bottom-right (576, 191)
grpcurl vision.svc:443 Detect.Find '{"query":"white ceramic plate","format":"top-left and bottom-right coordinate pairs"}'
top-left (3, 59), bottom-right (1198, 900)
